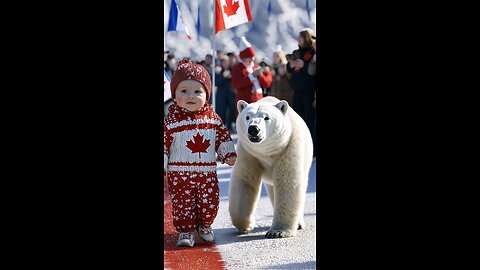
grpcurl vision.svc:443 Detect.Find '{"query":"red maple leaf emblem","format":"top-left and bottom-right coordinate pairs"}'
top-left (223, 0), bottom-right (240, 17)
top-left (186, 132), bottom-right (210, 158)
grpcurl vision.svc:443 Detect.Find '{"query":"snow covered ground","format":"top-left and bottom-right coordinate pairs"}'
top-left (164, 0), bottom-right (316, 61)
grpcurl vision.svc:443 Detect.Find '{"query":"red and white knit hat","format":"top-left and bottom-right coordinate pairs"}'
top-left (239, 36), bottom-right (256, 59)
top-left (171, 59), bottom-right (212, 101)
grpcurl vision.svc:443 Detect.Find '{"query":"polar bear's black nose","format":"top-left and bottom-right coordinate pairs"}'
top-left (248, 125), bottom-right (260, 136)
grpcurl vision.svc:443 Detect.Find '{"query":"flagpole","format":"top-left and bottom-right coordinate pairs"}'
top-left (212, 0), bottom-right (216, 112)
top-left (164, 1), bottom-right (168, 53)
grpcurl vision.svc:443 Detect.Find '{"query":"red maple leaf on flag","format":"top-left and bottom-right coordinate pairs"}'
top-left (186, 132), bottom-right (210, 158)
top-left (223, 0), bottom-right (240, 17)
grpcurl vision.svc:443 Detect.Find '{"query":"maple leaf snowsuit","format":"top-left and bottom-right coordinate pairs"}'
top-left (164, 103), bottom-right (236, 232)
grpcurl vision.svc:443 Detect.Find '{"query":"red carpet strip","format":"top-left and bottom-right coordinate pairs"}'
top-left (164, 177), bottom-right (225, 270)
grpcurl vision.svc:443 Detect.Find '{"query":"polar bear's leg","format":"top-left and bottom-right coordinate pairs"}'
top-left (228, 145), bottom-right (263, 233)
top-left (265, 165), bottom-right (306, 238)
top-left (229, 177), bottom-right (262, 233)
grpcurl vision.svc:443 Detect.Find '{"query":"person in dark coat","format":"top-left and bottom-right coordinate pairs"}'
top-left (286, 28), bottom-right (316, 141)
top-left (307, 39), bottom-right (317, 156)
top-left (215, 56), bottom-right (236, 131)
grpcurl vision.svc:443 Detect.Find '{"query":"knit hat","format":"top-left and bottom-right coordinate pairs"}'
top-left (239, 36), bottom-right (256, 59)
top-left (170, 59), bottom-right (212, 101)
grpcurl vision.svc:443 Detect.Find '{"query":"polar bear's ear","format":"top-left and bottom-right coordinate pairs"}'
top-left (237, 100), bottom-right (249, 113)
top-left (275, 101), bottom-right (289, 115)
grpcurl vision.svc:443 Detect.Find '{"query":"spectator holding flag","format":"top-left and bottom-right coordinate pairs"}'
top-left (231, 36), bottom-right (272, 110)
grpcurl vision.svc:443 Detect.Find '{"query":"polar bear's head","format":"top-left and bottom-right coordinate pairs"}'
top-left (236, 98), bottom-right (290, 145)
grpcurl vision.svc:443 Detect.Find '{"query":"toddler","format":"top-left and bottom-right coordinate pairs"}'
top-left (164, 59), bottom-right (237, 247)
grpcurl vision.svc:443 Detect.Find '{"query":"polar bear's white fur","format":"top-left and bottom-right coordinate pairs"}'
top-left (229, 96), bottom-right (313, 238)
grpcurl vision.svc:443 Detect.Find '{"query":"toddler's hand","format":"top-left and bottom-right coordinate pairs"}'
top-left (225, 157), bottom-right (236, 166)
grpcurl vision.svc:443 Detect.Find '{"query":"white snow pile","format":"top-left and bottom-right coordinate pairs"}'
top-left (163, 0), bottom-right (316, 61)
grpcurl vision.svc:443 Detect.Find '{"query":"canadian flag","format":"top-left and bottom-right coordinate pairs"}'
top-left (215, 0), bottom-right (253, 33)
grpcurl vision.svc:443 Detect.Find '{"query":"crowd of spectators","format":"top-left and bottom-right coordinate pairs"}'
top-left (164, 28), bottom-right (317, 155)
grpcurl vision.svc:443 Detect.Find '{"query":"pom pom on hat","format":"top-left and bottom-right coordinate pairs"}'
top-left (170, 59), bottom-right (212, 101)
top-left (274, 45), bottom-right (282, 53)
top-left (239, 36), bottom-right (256, 59)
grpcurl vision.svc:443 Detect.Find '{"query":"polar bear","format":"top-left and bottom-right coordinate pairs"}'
top-left (229, 96), bottom-right (313, 238)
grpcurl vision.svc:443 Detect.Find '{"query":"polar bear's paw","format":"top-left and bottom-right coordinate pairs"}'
top-left (233, 222), bottom-right (255, 234)
top-left (236, 225), bottom-right (254, 234)
top-left (265, 228), bottom-right (297, 238)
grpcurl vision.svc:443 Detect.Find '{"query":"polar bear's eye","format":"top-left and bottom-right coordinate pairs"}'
top-left (246, 116), bottom-right (250, 120)
top-left (264, 116), bottom-right (270, 120)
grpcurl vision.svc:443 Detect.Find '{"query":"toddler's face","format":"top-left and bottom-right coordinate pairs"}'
top-left (174, 80), bottom-right (207, 112)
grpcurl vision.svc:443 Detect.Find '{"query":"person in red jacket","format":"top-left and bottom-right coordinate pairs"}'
top-left (231, 36), bottom-right (272, 110)
top-left (164, 59), bottom-right (237, 247)
top-left (258, 58), bottom-right (274, 96)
